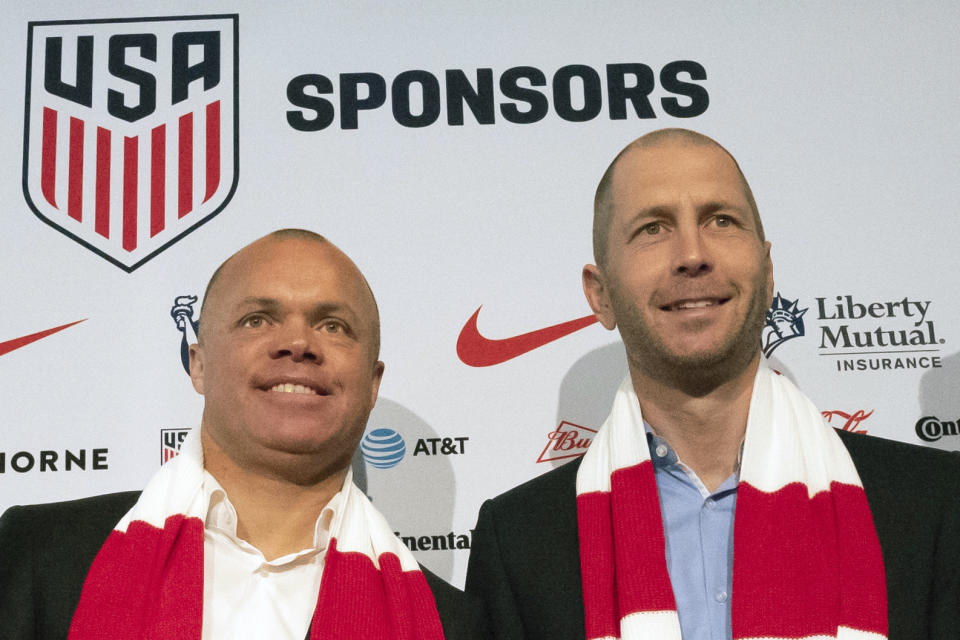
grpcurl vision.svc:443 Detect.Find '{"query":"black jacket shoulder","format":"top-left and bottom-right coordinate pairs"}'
top-left (484, 459), bottom-right (580, 517)
top-left (837, 429), bottom-right (960, 489)
top-left (0, 491), bottom-right (141, 640)
top-left (422, 567), bottom-right (491, 640)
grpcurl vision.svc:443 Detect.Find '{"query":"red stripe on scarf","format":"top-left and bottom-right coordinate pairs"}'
top-left (578, 461), bottom-right (675, 638)
top-left (732, 482), bottom-right (886, 638)
top-left (833, 482), bottom-right (888, 636)
top-left (69, 515), bottom-right (204, 639)
top-left (310, 538), bottom-right (445, 640)
top-left (733, 483), bottom-right (837, 637)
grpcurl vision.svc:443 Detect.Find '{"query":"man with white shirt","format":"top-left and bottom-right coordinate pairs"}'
top-left (466, 129), bottom-right (960, 640)
top-left (0, 229), bottom-right (486, 639)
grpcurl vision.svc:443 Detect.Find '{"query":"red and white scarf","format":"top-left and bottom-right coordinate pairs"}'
top-left (68, 429), bottom-right (445, 639)
top-left (576, 361), bottom-right (887, 640)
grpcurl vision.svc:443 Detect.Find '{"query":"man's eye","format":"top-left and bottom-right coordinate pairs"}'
top-left (640, 222), bottom-right (661, 235)
top-left (714, 215), bottom-right (734, 228)
top-left (242, 316), bottom-right (267, 328)
top-left (321, 320), bottom-right (345, 333)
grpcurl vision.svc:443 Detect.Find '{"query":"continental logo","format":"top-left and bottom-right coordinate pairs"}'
top-left (395, 530), bottom-right (472, 552)
top-left (915, 416), bottom-right (960, 443)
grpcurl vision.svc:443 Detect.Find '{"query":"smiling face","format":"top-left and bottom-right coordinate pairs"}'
top-left (189, 235), bottom-right (383, 482)
top-left (583, 138), bottom-right (773, 388)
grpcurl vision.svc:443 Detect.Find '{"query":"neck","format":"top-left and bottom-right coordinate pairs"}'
top-left (201, 429), bottom-right (346, 561)
top-left (629, 354), bottom-right (760, 492)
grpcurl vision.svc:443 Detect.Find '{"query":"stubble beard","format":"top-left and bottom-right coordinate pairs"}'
top-left (611, 271), bottom-right (770, 397)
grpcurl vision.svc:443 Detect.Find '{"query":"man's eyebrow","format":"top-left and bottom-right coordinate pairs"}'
top-left (622, 206), bottom-right (674, 229)
top-left (307, 302), bottom-right (358, 322)
top-left (236, 297), bottom-right (282, 311)
top-left (233, 298), bottom-right (361, 324)
top-left (623, 200), bottom-right (748, 227)
top-left (698, 200), bottom-right (748, 215)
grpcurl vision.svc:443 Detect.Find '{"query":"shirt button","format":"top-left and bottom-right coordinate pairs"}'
top-left (715, 590), bottom-right (728, 603)
top-left (705, 498), bottom-right (716, 510)
top-left (655, 445), bottom-right (668, 457)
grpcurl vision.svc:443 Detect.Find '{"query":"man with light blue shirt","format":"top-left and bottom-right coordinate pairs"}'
top-left (644, 427), bottom-right (737, 638)
top-left (466, 129), bottom-right (960, 640)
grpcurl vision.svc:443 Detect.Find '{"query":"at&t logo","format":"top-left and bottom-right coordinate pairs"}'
top-left (361, 428), bottom-right (406, 469)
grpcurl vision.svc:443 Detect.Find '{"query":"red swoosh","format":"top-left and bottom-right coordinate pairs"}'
top-left (457, 306), bottom-right (598, 367)
top-left (0, 320), bottom-right (86, 357)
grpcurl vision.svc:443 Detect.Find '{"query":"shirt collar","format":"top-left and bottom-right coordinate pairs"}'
top-left (201, 470), bottom-right (343, 561)
top-left (644, 421), bottom-right (742, 498)
top-left (643, 421), bottom-right (744, 471)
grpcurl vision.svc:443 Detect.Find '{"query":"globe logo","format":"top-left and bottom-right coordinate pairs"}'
top-left (360, 428), bottom-right (406, 469)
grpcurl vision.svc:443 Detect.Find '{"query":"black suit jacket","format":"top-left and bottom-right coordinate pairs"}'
top-left (0, 491), bottom-right (488, 640)
top-left (465, 430), bottom-right (960, 640)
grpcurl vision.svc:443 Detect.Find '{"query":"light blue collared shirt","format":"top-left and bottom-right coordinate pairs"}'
top-left (645, 426), bottom-right (738, 640)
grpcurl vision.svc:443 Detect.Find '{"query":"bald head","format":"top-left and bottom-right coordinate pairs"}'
top-left (198, 229), bottom-right (381, 359)
top-left (593, 129), bottom-right (763, 268)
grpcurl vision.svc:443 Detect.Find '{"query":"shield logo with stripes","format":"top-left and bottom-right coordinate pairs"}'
top-left (23, 15), bottom-right (238, 272)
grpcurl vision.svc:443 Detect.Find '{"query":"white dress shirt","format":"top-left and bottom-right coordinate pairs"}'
top-left (200, 472), bottom-right (342, 639)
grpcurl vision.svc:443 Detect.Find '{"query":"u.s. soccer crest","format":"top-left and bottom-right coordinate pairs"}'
top-left (23, 15), bottom-right (239, 272)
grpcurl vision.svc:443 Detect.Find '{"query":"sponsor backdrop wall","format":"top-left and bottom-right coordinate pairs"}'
top-left (2, 2), bottom-right (958, 587)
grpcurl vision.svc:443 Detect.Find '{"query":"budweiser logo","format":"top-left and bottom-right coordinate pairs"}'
top-left (537, 421), bottom-right (596, 463)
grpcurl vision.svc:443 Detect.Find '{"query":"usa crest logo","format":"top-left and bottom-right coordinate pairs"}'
top-left (161, 428), bottom-right (191, 464)
top-left (23, 15), bottom-right (239, 272)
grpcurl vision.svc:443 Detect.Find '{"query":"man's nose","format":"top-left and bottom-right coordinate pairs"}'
top-left (269, 322), bottom-right (319, 362)
top-left (672, 224), bottom-right (712, 277)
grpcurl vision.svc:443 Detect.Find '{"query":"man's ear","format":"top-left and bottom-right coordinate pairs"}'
top-left (188, 343), bottom-right (205, 394)
top-left (763, 240), bottom-right (774, 307)
top-left (369, 361), bottom-right (385, 408)
top-left (582, 264), bottom-right (617, 330)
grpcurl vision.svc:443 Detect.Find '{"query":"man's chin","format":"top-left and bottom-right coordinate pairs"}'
top-left (247, 443), bottom-right (353, 485)
top-left (665, 346), bottom-right (733, 368)
top-left (639, 338), bottom-right (759, 383)
top-left (257, 434), bottom-right (343, 457)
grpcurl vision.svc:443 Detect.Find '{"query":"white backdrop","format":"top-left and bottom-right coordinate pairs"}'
top-left (2, 2), bottom-right (958, 587)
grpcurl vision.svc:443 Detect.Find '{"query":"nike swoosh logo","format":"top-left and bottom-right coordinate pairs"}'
top-left (457, 306), bottom-right (598, 367)
top-left (0, 319), bottom-right (86, 357)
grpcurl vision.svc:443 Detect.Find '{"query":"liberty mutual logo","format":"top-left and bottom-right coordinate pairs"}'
top-left (762, 292), bottom-right (808, 357)
top-left (171, 295), bottom-right (200, 374)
